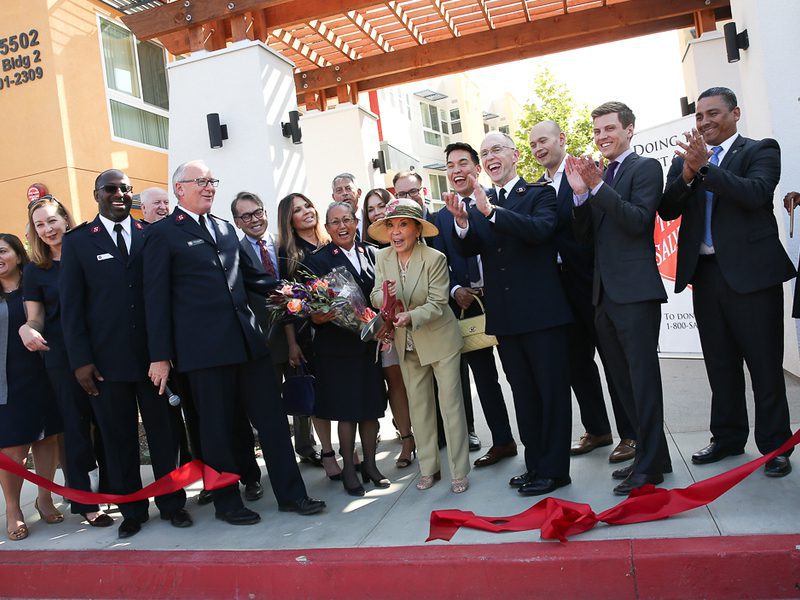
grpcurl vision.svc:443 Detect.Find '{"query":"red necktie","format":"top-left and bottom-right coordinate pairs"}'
top-left (257, 239), bottom-right (277, 277)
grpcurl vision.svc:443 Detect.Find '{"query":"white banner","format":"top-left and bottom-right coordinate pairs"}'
top-left (632, 116), bottom-right (703, 357)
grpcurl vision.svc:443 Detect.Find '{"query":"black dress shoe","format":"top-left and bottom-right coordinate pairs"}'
top-left (468, 431), bottom-right (481, 452)
top-left (613, 473), bottom-right (664, 496)
top-left (215, 507), bottom-right (261, 525)
top-left (764, 456), bottom-right (791, 478)
top-left (278, 496), bottom-right (326, 515)
top-left (297, 449), bottom-right (323, 468)
top-left (509, 472), bottom-right (535, 488)
top-left (197, 489), bottom-right (214, 505)
top-left (518, 477), bottom-right (571, 496)
top-left (244, 481), bottom-right (264, 502)
top-left (118, 517), bottom-right (145, 539)
top-left (81, 512), bottom-right (114, 527)
top-left (691, 442), bottom-right (745, 465)
top-left (161, 508), bottom-right (193, 528)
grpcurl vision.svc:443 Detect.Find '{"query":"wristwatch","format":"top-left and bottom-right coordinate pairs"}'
top-left (696, 163), bottom-right (710, 181)
top-left (486, 205), bottom-right (496, 220)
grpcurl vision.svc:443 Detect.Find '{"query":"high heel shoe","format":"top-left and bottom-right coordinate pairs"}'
top-left (34, 499), bottom-right (64, 524)
top-left (321, 451), bottom-right (342, 481)
top-left (362, 465), bottom-right (391, 489)
top-left (416, 471), bottom-right (441, 491)
top-left (396, 433), bottom-right (416, 469)
top-left (451, 476), bottom-right (469, 494)
top-left (342, 472), bottom-right (366, 497)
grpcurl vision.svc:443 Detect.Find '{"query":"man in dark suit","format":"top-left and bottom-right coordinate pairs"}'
top-left (232, 190), bottom-right (321, 471)
top-left (60, 169), bottom-right (190, 538)
top-left (144, 160), bottom-right (324, 525)
top-left (567, 101), bottom-right (670, 495)
top-left (659, 87), bottom-right (794, 477)
top-left (444, 132), bottom-right (573, 496)
top-left (434, 142), bottom-right (516, 467)
top-left (529, 120), bottom-right (636, 463)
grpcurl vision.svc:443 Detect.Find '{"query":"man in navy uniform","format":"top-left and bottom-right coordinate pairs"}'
top-left (144, 160), bottom-right (324, 525)
top-left (60, 169), bottom-right (190, 538)
top-left (443, 132), bottom-right (573, 496)
top-left (434, 142), bottom-right (516, 467)
top-left (529, 120), bottom-right (636, 464)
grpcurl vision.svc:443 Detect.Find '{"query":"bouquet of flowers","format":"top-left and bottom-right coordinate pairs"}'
top-left (268, 266), bottom-right (377, 337)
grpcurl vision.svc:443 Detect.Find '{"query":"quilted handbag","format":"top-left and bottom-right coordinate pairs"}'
top-left (458, 296), bottom-right (497, 353)
top-left (282, 363), bottom-right (315, 416)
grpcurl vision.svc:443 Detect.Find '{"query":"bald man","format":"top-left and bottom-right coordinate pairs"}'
top-left (139, 187), bottom-right (170, 224)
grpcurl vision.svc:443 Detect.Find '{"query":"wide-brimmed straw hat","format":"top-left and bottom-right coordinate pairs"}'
top-left (366, 198), bottom-right (439, 243)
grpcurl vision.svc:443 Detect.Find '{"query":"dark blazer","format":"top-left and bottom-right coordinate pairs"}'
top-left (659, 135), bottom-right (794, 294)
top-left (573, 153), bottom-right (667, 305)
top-left (239, 234), bottom-right (289, 365)
top-left (433, 197), bottom-right (477, 315)
top-left (143, 208), bottom-right (277, 373)
top-left (303, 241), bottom-right (377, 357)
top-left (452, 178), bottom-right (572, 336)
top-left (60, 215), bottom-right (149, 381)
top-left (547, 175), bottom-right (595, 285)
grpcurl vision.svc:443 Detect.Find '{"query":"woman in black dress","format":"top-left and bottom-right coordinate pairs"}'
top-left (305, 202), bottom-right (389, 496)
top-left (276, 193), bottom-right (341, 478)
top-left (362, 189), bottom-right (416, 468)
top-left (19, 197), bottom-right (112, 527)
top-left (0, 234), bottom-right (63, 540)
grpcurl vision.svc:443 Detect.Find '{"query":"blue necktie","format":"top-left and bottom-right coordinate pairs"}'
top-left (603, 160), bottom-right (619, 185)
top-left (703, 146), bottom-right (723, 247)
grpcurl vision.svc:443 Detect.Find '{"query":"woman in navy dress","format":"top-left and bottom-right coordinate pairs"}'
top-left (305, 202), bottom-right (389, 496)
top-left (0, 234), bottom-right (63, 540)
top-left (19, 197), bottom-right (112, 527)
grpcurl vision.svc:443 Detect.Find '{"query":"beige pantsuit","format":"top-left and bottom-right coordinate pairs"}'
top-left (372, 243), bottom-right (470, 480)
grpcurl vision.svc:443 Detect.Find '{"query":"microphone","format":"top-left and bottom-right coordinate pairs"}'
top-left (165, 385), bottom-right (181, 407)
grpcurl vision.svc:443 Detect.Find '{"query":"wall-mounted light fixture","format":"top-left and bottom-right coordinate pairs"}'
top-left (723, 22), bottom-right (749, 63)
top-left (679, 97), bottom-right (696, 117)
top-left (281, 110), bottom-right (302, 144)
top-left (371, 150), bottom-right (386, 174)
top-left (207, 113), bottom-right (228, 149)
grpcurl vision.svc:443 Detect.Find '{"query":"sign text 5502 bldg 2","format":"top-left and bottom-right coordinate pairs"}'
top-left (0, 29), bottom-right (44, 92)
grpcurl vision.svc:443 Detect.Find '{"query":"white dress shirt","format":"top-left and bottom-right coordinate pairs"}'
top-left (177, 205), bottom-right (216, 242)
top-left (245, 233), bottom-right (280, 278)
top-left (98, 213), bottom-right (131, 252)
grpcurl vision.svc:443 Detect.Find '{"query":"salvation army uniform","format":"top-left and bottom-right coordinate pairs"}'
top-left (143, 207), bottom-right (310, 514)
top-left (60, 215), bottom-right (186, 522)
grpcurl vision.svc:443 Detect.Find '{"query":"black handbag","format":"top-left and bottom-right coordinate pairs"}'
top-left (282, 363), bottom-right (315, 416)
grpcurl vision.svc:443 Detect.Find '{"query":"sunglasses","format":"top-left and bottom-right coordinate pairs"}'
top-left (97, 183), bottom-right (134, 194)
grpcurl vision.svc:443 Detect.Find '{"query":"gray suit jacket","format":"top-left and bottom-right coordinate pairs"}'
top-left (239, 233), bottom-right (289, 365)
top-left (573, 153), bottom-right (667, 306)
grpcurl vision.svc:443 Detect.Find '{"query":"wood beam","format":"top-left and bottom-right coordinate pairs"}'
top-left (304, 12), bottom-right (692, 104)
top-left (122, 0), bottom-right (295, 40)
top-left (307, 19), bottom-right (362, 61)
top-left (430, 0), bottom-right (461, 38)
top-left (693, 9), bottom-right (717, 36)
top-left (272, 28), bottom-right (331, 68)
top-left (521, 0), bottom-right (532, 22)
top-left (251, 9), bottom-right (268, 41)
top-left (347, 10), bottom-right (395, 54)
top-left (476, 0), bottom-right (495, 30)
top-left (386, 1), bottom-right (426, 46)
top-left (295, 0), bottom-right (730, 94)
top-left (206, 19), bottom-right (228, 51)
top-left (229, 13), bottom-right (255, 42)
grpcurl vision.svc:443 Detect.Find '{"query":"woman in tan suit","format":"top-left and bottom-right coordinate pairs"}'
top-left (369, 199), bottom-right (470, 493)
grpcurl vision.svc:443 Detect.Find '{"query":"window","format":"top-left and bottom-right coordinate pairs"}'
top-left (99, 17), bottom-right (169, 150)
top-left (450, 108), bottom-right (462, 134)
top-left (428, 174), bottom-right (449, 200)
top-left (499, 125), bottom-right (510, 135)
top-left (420, 102), bottom-right (450, 147)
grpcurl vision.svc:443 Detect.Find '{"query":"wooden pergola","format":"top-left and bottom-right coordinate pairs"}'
top-left (117, 0), bottom-right (732, 110)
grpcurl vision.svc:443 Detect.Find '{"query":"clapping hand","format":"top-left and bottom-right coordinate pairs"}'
top-left (443, 191), bottom-right (469, 228)
top-left (472, 175), bottom-right (493, 217)
top-left (676, 128), bottom-right (712, 182)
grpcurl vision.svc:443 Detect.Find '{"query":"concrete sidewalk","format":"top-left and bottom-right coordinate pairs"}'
top-left (2, 357), bottom-right (798, 551)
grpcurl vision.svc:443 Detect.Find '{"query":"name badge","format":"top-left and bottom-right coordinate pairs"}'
top-left (96, 253), bottom-right (114, 261)
top-left (187, 239), bottom-right (205, 247)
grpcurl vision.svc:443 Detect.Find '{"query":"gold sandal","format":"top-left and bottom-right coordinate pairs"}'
top-left (7, 523), bottom-right (29, 541)
top-left (35, 499), bottom-right (64, 524)
top-left (416, 471), bottom-right (441, 490)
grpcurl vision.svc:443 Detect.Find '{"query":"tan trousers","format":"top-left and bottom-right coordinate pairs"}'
top-left (399, 349), bottom-right (470, 480)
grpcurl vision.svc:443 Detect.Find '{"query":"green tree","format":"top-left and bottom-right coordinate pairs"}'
top-left (513, 68), bottom-right (593, 182)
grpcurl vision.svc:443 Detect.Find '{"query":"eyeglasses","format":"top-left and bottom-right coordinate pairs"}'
top-left (178, 178), bottom-right (220, 188)
top-left (396, 188), bottom-right (421, 198)
top-left (97, 183), bottom-right (133, 194)
top-left (479, 145), bottom-right (515, 159)
top-left (235, 208), bottom-right (265, 223)
top-left (327, 217), bottom-right (356, 227)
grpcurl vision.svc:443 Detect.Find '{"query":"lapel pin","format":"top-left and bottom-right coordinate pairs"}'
top-left (90, 225), bottom-right (100, 234)
top-left (134, 221), bottom-right (143, 230)
top-left (516, 187), bottom-right (526, 194)
top-left (333, 248), bottom-right (340, 255)
top-left (176, 213), bottom-right (186, 222)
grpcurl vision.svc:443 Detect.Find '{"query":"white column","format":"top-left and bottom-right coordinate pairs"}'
top-left (166, 40), bottom-right (305, 227)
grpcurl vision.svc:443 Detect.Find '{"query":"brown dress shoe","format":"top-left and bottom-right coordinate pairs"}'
top-left (608, 439), bottom-right (636, 463)
top-left (570, 432), bottom-right (613, 456)
top-left (473, 442), bottom-right (518, 467)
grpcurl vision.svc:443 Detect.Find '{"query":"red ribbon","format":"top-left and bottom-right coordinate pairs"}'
top-left (0, 453), bottom-right (240, 504)
top-left (429, 428), bottom-right (800, 543)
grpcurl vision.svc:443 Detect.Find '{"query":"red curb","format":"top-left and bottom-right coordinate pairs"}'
top-left (1, 535), bottom-right (798, 599)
